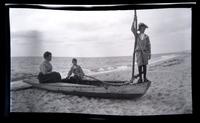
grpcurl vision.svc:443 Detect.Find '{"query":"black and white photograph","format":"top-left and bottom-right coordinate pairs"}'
top-left (10, 6), bottom-right (192, 115)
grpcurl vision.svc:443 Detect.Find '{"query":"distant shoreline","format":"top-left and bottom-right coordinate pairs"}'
top-left (88, 54), bottom-right (180, 76)
top-left (11, 52), bottom-right (184, 82)
top-left (11, 50), bottom-right (191, 58)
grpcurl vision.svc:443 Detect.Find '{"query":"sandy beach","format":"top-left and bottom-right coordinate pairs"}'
top-left (10, 52), bottom-right (192, 115)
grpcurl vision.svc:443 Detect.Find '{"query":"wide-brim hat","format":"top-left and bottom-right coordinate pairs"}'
top-left (138, 23), bottom-right (148, 30)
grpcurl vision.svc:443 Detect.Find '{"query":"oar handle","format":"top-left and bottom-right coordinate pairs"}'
top-left (84, 75), bottom-right (103, 82)
top-left (84, 75), bottom-right (110, 89)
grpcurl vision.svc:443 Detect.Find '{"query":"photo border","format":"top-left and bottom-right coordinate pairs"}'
top-left (1, 0), bottom-right (198, 121)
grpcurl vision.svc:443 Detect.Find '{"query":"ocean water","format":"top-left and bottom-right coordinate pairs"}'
top-left (10, 53), bottom-right (177, 81)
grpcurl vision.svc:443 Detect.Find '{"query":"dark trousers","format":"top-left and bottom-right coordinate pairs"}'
top-left (68, 75), bottom-right (82, 83)
top-left (138, 65), bottom-right (147, 81)
top-left (38, 72), bottom-right (61, 83)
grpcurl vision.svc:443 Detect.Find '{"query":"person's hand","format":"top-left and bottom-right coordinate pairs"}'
top-left (149, 55), bottom-right (151, 60)
top-left (45, 71), bottom-right (52, 75)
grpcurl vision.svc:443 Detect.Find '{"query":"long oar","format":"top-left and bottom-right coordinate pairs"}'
top-left (84, 75), bottom-right (110, 89)
top-left (84, 75), bottom-right (130, 86)
top-left (131, 10), bottom-right (138, 83)
top-left (84, 75), bottom-right (107, 84)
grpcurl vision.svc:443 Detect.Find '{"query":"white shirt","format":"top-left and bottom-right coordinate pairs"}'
top-left (40, 60), bottom-right (52, 74)
top-left (139, 33), bottom-right (145, 40)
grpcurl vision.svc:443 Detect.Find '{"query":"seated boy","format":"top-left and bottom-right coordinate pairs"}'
top-left (66, 58), bottom-right (85, 83)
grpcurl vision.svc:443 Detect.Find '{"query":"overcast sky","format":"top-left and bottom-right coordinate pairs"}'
top-left (10, 8), bottom-right (191, 57)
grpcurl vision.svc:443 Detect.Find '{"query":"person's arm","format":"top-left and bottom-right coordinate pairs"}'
top-left (146, 36), bottom-right (151, 59)
top-left (66, 67), bottom-right (73, 79)
top-left (131, 14), bottom-right (138, 38)
top-left (40, 64), bottom-right (46, 74)
top-left (131, 22), bottom-right (137, 37)
top-left (79, 66), bottom-right (85, 77)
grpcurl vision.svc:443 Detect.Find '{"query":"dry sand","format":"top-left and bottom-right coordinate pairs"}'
top-left (10, 53), bottom-right (192, 115)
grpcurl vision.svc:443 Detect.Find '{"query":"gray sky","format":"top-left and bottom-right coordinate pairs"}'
top-left (10, 8), bottom-right (191, 57)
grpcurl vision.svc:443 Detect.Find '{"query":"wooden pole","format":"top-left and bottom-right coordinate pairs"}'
top-left (131, 10), bottom-right (138, 82)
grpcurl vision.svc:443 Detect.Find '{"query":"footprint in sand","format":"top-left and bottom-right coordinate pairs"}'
top-left (146, 95), bottom-right (152, 100)
top-left (163, 93), bottom-right (170, 97)
top-left (179, 84), bottom-right (184, 88)
top-left (157, 92), bottom-right (163, 97)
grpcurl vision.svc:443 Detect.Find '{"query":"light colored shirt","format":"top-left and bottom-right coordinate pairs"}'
top-left (140, 33), bottom-right (145, 40)
top-left (135, 33), bottom-right (151, 54)
top-left (40, 60), bottom-right (52, 75)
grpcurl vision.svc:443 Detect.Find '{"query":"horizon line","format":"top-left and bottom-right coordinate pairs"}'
top-left (11, 50), bottom-right (191, 58)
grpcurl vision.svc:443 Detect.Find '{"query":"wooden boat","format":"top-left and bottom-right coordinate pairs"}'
top-left (22, 78), bottom-right (151, 99)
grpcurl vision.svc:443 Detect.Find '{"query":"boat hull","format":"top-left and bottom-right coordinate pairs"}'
top-left (23, 78), bottom-right (151, 99)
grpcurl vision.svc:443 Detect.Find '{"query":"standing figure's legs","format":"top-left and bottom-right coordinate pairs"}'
top-left (143, 65), bottom-right (147, 81)
top-left (143, 65), bottom-right (150, 82)
top-left (138, 65), bottom-right (143, 83)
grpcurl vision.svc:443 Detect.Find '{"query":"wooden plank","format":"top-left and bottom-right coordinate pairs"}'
top-left (11, 80), bottom-right (32, 91)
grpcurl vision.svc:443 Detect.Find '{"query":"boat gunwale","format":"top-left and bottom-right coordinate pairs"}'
top-left (22, 79), bottom-right (151, 99)
top-left (23, 80), bottom-right (150, 88)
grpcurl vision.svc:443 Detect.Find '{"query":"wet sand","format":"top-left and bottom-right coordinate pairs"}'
top-left (10, 53), bottom-right (192, 115)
